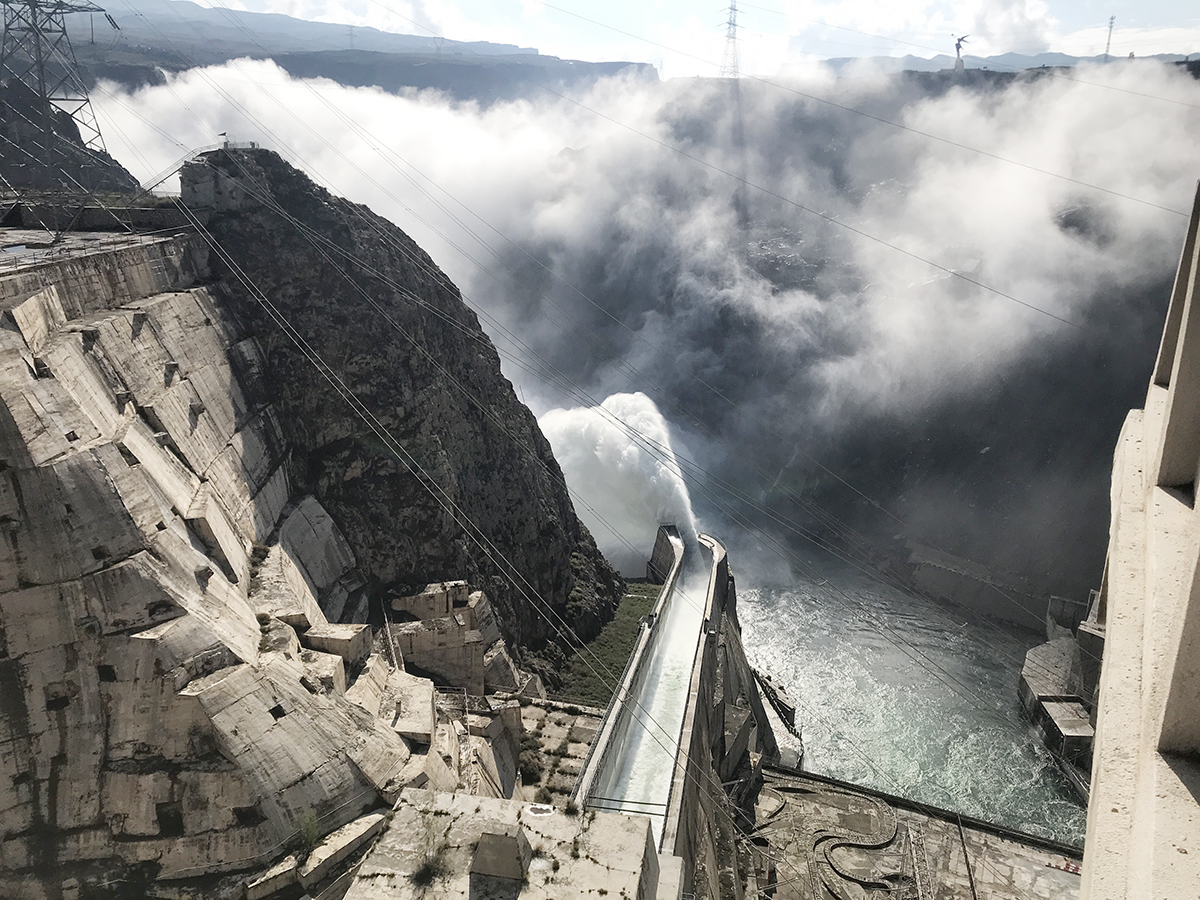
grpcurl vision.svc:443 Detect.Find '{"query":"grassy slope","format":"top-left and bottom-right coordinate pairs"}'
top-left (553, 582), bottom-right (661, 707)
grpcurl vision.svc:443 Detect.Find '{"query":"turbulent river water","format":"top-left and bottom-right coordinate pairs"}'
top-left (738, 566), bottom-right (1088, 848)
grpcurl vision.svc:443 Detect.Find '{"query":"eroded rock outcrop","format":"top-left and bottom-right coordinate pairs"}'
top-left (181, 148), bottom-right (624, 675)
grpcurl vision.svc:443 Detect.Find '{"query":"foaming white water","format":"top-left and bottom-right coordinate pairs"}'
top-left (738, 568), bottom-right (1087, 847)
top-left (587, 542), bottom-right (710, 844)
top-left (539, 392), bottom-right (696, 574)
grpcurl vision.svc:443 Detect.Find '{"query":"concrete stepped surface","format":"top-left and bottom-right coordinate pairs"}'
top-left (0, 231), bottom-right (418, 898)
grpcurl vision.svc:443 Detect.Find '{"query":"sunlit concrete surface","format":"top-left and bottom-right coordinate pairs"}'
top-left (1079, 184), bottom-right (1200, 899)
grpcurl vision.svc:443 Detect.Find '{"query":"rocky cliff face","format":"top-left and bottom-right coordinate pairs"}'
top-left (182, 149), bottom-right (623, 676)
top-left (0, 80), bottom-right (140, 194)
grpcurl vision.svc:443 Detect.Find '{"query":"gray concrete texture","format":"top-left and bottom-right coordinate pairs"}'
top-left (0, 231), bottom-right (439, 895)
top-left (343, 788), bottom-right (661, 900)
top-left (756, 770), bottom-right (1082, 900)
top-left (1078, 183), bottom-right (1200, 899)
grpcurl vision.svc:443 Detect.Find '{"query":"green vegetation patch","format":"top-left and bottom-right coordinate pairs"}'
top-left (553, 582), bottom-right (661, 708)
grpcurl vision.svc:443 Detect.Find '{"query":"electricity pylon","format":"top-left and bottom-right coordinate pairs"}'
top-left (719, 2), bottom-right (748, 233)
top-left (0, 0), bottom-right (108, 151)
top-left (720, 1), bottom-right (739, 79)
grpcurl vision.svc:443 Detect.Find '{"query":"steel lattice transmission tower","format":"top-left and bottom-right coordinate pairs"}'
top-left (0, 0), bottom-right (108, 151)
top-left (720, 1), bottom-right (739, 79)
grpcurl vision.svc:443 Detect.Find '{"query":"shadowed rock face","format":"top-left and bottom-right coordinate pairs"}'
top-left (0, 80), bottom-right (140, 194)
top-left (186, 148), bottom-right (623, 677)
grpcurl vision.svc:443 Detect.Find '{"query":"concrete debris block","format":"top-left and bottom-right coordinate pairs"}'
top-left (344, 655), bottom-right (388, 718)
top-left (257, 618), bottom-right (301, 658)
top-left (390, 580), bottom-right (469, 619)
top-left (422, 744), bottom-right (458, 792)
top-left (469, 828), bottom-right (531, 895)
top-left (279, 498), bottom-right (357, 619)
top-left (432, 718), bottom-right (462, 783)
top-left (300, 649), bottom-right (346, 695)
top-left (392, 616), bottom-right (484, 696)
top-left (249, 540), bottom-right (326, 633)
top-left (302, 624), bottom-right (370, 669)
top-left (387, 669), bottom-right (435, 744)
top-left (467, 736), bottom-right (513, 800)
top-left (518, 672), bottom-right (547, 700)
top-left (245, 854), bottom-right (298, 900)
top-left (11, 284), bottom-right (66, 353)
top-left (346, 721), bottom-right (412, 802)
top-left (392, 743), bottom-right (455, 794)
top-left (482, 641), bottom-right (520, 693)
top-left (467, 590), bottom-right (502, 646)
top-left (185, 665), bottom-right (337, 791)
top-left (180, 655), bottom-right (412, 830)
top-left (297, 813), bottom-right (387, 890)
top-left (243, 462), bottom-right (291, 544)
top-left (345, 790), bottom-right (659, 900)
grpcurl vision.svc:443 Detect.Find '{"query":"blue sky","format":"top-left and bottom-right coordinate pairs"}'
top-left (215, 0), bottom-right (1200, 75)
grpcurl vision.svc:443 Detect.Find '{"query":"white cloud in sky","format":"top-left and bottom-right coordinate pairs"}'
top-left (175, 0), bottom-right (1200, 74)
top-left (90, 52), bottom-right (1200, 581)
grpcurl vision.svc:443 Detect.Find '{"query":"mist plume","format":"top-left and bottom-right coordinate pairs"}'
top-left (96, 58), bottom-right (1200, 601)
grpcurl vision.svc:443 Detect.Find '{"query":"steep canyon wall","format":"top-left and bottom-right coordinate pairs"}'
top-left (183, 149), bottom-right (623, 669)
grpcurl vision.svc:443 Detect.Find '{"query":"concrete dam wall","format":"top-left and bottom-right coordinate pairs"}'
top-left (0, 231), bottom-right (456, 896)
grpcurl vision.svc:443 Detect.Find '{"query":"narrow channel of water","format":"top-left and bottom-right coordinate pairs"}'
top-left (738, 566), bottom-right (1088, 847)
top-left (587, 545), bottom-right (711, 844)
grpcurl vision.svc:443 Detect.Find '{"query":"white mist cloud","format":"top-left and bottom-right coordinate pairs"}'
top-left (539, 393), bottom-right (696, 574)
top-left (91, 57), bottom-right (1200, 586)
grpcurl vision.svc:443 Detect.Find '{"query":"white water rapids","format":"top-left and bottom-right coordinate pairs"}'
top-left (739, 565), bottom-right (1087, 847)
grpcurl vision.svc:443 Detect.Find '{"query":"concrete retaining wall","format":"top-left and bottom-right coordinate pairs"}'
top-left (661, 534), bottom-right (778, 900)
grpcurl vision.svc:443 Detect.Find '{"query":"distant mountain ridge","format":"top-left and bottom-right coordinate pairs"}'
top-left (69, 0), bottom-right (535, 62)
top-left (814, 50), bottom-right (1190, 75)
top-left (69, 0), bottom-right (657, 104)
